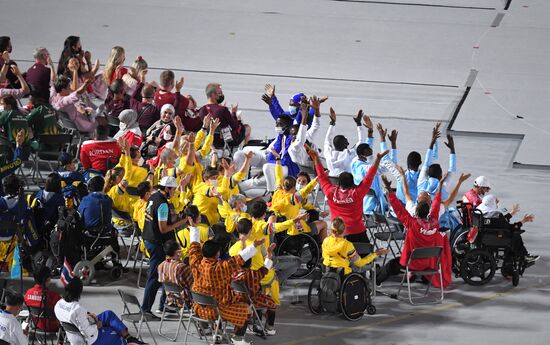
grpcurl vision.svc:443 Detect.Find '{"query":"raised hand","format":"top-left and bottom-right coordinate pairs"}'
top-left (231, 103), bottom-right (238, 114)
top-left (202, 113), bottom-right (212, 129)
top-left (308, 148), bottom-right (320, 162)
top-left (180, 173), bottom-right (193, 189)
top-left (245, 151), bottom-right (254, 160)
top-left (440, 172), bottom-right (449, 184)
top-left (510, 204), bottom-right (520, 216)
top-left (363, 114), bottom-right (373, 130)
top-left (444, 134), bottom-right (455, 153)
top-left (431, 122), bottom-right (441, 147)
top-left (396, 164), bottom-right (405, 177)
top-left (319, 95), bottom-right (328, 103)
top-left (381, 175), bottom-right (392, 191)
top-left (309, 95), bottom-right (320, 111)
top-left (210, 117), bottom-right (221, 132)
top-left (254, 238), bottom-right (266, 247)
top-left (329, 107), bottom-right (337, 124)
top-left (1, 51), bottom-right (10, 63)
top-left (376, 123), bottom-right (387, 141)
top-left (175, 77), bottom-right (184, 92)
top-left (261, 93), bottom-right (272, 105)
top-left (376, 149), bottom-right (390, 161)
top-left (521, 214), bottom-right (535, 224)
top-left (174, 116), bottom-right (184, 133)
top-left (388, 130), bottom-right (398, 146)
top-left (84, 51), bottom-right (92, 61)
top-left (459, 173), bottom-right (471, 183)
top-left (375, 248), bottom-right (389, 256)
top-left (267, 243), bottom-right (276, 259)
top-left (353, 109), bottom-right (363, 126)
top-left (10, 64), bottom-right (21, 76)
top-left (139, 69), bottom-right (147, 83)
top-left (15, 129), bottom-right (26, 147)
top-left (264, 84), bottom-right (275, 97)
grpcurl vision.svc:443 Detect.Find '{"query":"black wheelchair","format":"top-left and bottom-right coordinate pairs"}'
top-left (449, 202), bottom-right (473, 277)
top-left (307, 267), bottom-right (376, 321)
top-left (275, 232), bottom-right (320, 279)
top-left (459, 209), bottom-right (529, 286)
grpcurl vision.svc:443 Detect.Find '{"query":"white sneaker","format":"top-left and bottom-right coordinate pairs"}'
top-left (264, 327), bottom-right (276, 336)
top-left (231, 336), bottom-right (252, 345)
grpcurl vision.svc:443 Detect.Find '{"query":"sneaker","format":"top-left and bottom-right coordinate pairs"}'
top-left (126, 336), bottom-right (148, 345)
top-left (142, 311), bottom-right (161, 321)
top-left (231, 336), bottom-right (252, 345)
top-left (264, 327), bottom-right (276, 336)
top-left (525, 255), bottom-right (540, 263)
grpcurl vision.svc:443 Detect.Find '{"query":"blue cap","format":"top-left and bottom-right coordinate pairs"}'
top-left (291, 93), bottom-right (305, 104)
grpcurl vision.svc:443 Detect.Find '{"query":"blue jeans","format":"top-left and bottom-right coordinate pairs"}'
top-left (93, 310), bottom-right (127, 345)
top-left (141, 240), bottom-right (165, 313)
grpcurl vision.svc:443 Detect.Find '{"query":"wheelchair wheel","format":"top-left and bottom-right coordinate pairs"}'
top-left (460, 249), bottom-right (496, 286)
top-left (276, 234), bottom-right (320, 279)
top-left (307, 277), bottom-right (323, 315)
top-left (340, 273), bottom-right (368, 321)
top-left (366, 304), bottom-right (376, 315)
top-left (512, 271), bottom-right (520, 287)
top-left (109, 265), bottom-right (123, 280)
top-left (73, 260), bottom-right (95, 286)
top-left (450, 227), bottom-right (470, 276)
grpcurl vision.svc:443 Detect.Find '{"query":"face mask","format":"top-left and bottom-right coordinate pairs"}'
top-left (296, 183), bottom-right (305, 191)
top-left (241, 204), bottom-right (247, 213)
top-left (216, 94), bottom-right (225, 104)
top-left (288, 105), bottom-right (298, 115)
top-left (137, 157), bottom-right (145, 166)
top-left (210, 179), bottom-right (218, 187)
top-left (275, 126), bottom-right (284, 134)
top-left (163, 131), bottom-right (172, 141)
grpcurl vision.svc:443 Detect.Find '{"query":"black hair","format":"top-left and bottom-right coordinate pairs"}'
top-left (87, 176), bottom-right (105, 192)
top-left (416, 202), bottom-right (430, 219)
top-left (277, 114), bottom-right (293, 129)
top-left (407, 151), bottom-right (422, 171)
top-left (109, 79), bottom-right (125, 94)
top-left (4, 291), bottom-right (24, 307)
top-left (338, 172), bottom-right (355, 189)
top-left (45, 172), bottom-right (62, 193)
top-left (63, 278), bottom-right (83, 302)
top-left (58, 36), bottom-right (80, 75)
top-left (211, 223), bottom-right (231, 255)
top-left (29, 88), bottom-right (48, 104)
top-left (54, 76), bottom-right (71, 93)
top-left (137, 181), bottom-right (151, 198)
top-left (297, 171), bottom-right (311, 183)
top-left (33, 266), bottom-right (52, 285)
top-left (1, 95), bottom-right (18, 110)
top-left (428, 164), bottom-right (443, 180)
top-left (163, 240), bottom-right (180, 257)
top-left (203, 166), bottom-right (219, 180)
top-left (242, 258), bottom-right (252, 269)
top-left (184, 205), bottom-right (200, 222)
top-left (249, 200), bottom-right (267, 219)
top-left (96, 125), bottom-right (109, 139)
top-left (129, 146), bottom-right (140, 160)
top-left (333, 135), bottom-right (348, 151)
top-left (356, 143), bottom-right (372, 158)
top-left (3, 174), bottom-right (22, 196)
top-left (236, 218), bottom-right (253, 235)
top-left (202, 240), bottom-right (221, 258)
top-left (0, 36), bottom-right (10, 52)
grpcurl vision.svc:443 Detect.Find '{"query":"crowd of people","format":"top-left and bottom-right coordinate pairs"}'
top-left (0, 35), bottom-right (540, 345)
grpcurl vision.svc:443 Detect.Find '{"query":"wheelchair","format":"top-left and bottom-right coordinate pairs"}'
top-left (275, 232), bottom-right (320, 279)
top-left (449, 202), bottom-right (473, 277)
top-left (459, 209), bottom-right (528, 287)
top-left (307, 267), bottom-right (376, 321)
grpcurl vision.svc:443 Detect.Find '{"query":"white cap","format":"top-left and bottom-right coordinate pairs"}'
top-left (159, 176), bottom-right (178, 188)
top-left (474, 176), bottom-right (491, 188)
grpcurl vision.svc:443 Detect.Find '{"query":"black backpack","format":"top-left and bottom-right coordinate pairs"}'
top-left (320, 270), bottom-right (342, 313)
top-left (50, 206), bottom-right (83, 269)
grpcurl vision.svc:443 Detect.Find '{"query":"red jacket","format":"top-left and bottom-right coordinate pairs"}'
top-left (24, 284), bottom-right (61, 331)
top-left (388, 192), bottom-right (452, 288)
top-left (315, 161), bottom-right (377, 235)
top-left (80, 138), bottom-right (121, 173)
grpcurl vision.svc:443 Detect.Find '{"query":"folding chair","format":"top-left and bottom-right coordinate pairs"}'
top-left (372, 212), bottom-right (405, 264)
top-left (231, 280), bottom-right (266, 339)
top-left (0, 339), bottom-right (10, 345)
top-left (396, 246), bottom-right (444, 305)
top-left (158, 282), bottom-right (188, 341)
top-left (118, 289), bottom-right (158, 345)
top-left (59, 321), bottom-right (86, 344)
top-left (57, 112), bottom-right (88, 158)
top-left (124, 222), bottom-right (142, 268)
top-left (27, 305), bottom-right (62, 345)
top-left (352, 242), bottom-right (378, 300)
top-left (32, 133), bottom-right (73, 180)
top-left (184, 291), bottom-right (231, 345)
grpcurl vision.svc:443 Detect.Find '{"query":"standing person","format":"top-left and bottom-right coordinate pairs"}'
top-left (154, 70), bottom-right (197, 131)
top-left (140, 176), bottom-right (187, 319)
top-left (25, 47), bottom-right (52, 100)
top-left (197, 83), bottom-right (250, 148)
top-left (0, 36), bottom-right (20, 88)
top-left (24, 266), bottom-right (62, 334)
top-left (129, 71), bottom-right (160, 132)
top-left (102, 46), bottom-right (127, 86)
top-left (0, 52), bottom-right (30, 99)
top-left (0, 291), bottom-right (28, 345)
top-left (310, 148), bottom-right (389, 243)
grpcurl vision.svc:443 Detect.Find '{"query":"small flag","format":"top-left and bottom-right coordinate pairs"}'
top-left (60, 259), bottom-right (75, 286)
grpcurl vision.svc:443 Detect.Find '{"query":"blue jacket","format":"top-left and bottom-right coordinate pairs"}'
top-left (266, 133), bottom-right (299, 177)
top-left (417, 148), bottom-right (456, 201)
top-left (269, 96), bottom-right (314, 127)
top-left (78, 192), bottom-right (112, 229)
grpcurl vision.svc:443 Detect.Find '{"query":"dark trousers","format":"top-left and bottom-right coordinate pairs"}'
top-left (345, 232), bottom-right (370, 244)
top-left (141, 240), bottom-right (165, 313)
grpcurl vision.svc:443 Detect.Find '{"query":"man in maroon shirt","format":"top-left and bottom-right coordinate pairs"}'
top-left (104, 79), bottom-right (130, 118)
top-left (130, 71), bottom-right (160, 132)
top-left (80, 125), bottom-right (121, 174)
top-left (197, 83), bottom-right (250, 149)
top-left (24, 266), bottom-right (62, 332)
top-left (25, 47), bottom-right (51, 100)
top-left (154, 70), bottom-right (199, 131)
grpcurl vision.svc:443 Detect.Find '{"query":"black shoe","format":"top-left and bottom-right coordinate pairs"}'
top-left (126, 335), bottom-right (148, 345)
top-left (525, 255), bottom-right (540, 263)
top-left (142, 311), bottom-right (161, 321)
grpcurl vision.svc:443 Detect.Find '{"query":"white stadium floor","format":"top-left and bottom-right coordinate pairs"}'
top-left (1, 0), bottom-right (549, 344)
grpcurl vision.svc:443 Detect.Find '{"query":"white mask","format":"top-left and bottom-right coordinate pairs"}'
top-left (210, 179), bottom-right (218, 187)
top-left (296, 183), bottom-right (305, 191)
top-left (275, 126), bottom-right (284, 134)
top-left (241, 204), bottom-right (247, 213)
top-left (288, 105), bottom-right (298, 115)
top-left (137, 157), bottom-right (145, 167)
top-left (0, 105), bottom-right (4, 112)
top-left (163, 131), bottom-right (172, 141)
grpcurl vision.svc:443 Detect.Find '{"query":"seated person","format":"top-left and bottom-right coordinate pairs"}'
top-left (57, 152), bottom-right (85, 187)
top-left (322, 218), bottom-right (388, 275)
top-left (175, 205), bottom-right (212, 257)
top-left (0, 175), bottom-right (26, 272)
top-left (0, 291), bottom-right (28, 345)
top-left (24, 267), bottom-right (62, 333)
top-left (377, 176), bottom-right (452, 288)
top-left (230, 219), bottom-right (278, 336)
top-left (132, 181), bottom-right (152, 232)
top-left (476, 194), bottom-right (538, 264)
top-left (114, 110), bottom-right (143, 148)
top-left (115, 136), bottom-right (148, 211)
top-left (25, 47), bottom-right (51, 100)
top-left (144, 104), bottom-right (177, 157)
top-left (104, 79), bottom-right (130, 118)
top-left (188, 221), bottom-right (264, 345)
top-left (0, 94), bottom-right (31, 159)
top-left (130, 82), bottom-right (160, 133)
top-left (54, 278), bottom-right (146, 345)
top-left (157, 240), bottom-right (193, 309)
top-left (462, 175), bottom-right (491, 208)
top-left (218, 194), bottom-right (251, 234)
top-left (80, 125), bottom-right (121, 175)
top-left (30, 172), bottom-right (65, 234)
top-left (26, 89), bottom-right (61, 137)
top-left (154, 70), bottom-right (197, 132)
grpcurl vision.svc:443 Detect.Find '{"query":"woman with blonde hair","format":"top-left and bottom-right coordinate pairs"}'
top-left (103, 46), bottom-right (126, 85)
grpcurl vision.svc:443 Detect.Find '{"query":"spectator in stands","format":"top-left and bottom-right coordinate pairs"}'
top-left (0, 36), bottom-right (20, 88)
top-left (0, 94), bottom-right (31, 159)
top-left (198, 83), bottom-right (249, 148)
top-left (31, 172), bottom-right (65, 233)
top-left (157, 239), bottom-right (193, 309)
top-left (26, 88), bottom-right (61, 137)
top-left (25, 47), bottom-right (52, 100)
top-left (54, 278), bottom-right (146, 345)
top-left (310, 148), bottom-right (388, 243)
top-left (0, 52), bottom-right (30, 98)
top-left (0, 130), bottom-right (25, 196)
top-left (141, 176), bottom-right (187, 319)
top-left (114, 109), bottom-right (142, 148)
top-left (80, 125), bottom-right (122, 174)
top-left (105, 79), bottom-right (130, 118)
top-left (0, 291), bottom-right (28, 345)
top-left (288, 96), bottom-right (322, 166)
top-left (57, 152), bottom-right (85, 186)
top-left (145, 104), bottom-right (176, 151)
top-left (323, 107), bottom-right (370, 177)
top-left (154, 70), bottom-right (197, 131)
top-left (130, 77), bottom-right (160, 132)
top-left (132, 180), bottom-right (151, 231)
top-left (24, 266), bottom-right (62, 333)
top-left (463, 175), bottom-right (491, 207)
top-left (57, 36), bottom-right (92, 77)
top-left (261, 83), bottom-right (324, 127)
top-left (123, 56), bottom-right (157, 95)
top-left (102, 46), bottom-right (127, 86)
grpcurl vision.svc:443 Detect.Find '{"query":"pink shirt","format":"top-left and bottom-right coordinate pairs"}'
top-left (49, 84), bottom-right (96, 134)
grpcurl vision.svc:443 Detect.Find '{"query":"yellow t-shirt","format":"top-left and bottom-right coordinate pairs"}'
top-left (322, 235), bottom-right (377, 275)
top-left (175, 224), bottom-right (212, 257)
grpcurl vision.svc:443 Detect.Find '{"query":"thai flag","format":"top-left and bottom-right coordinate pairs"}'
top-left (60, 259), bottom-right (74, 286)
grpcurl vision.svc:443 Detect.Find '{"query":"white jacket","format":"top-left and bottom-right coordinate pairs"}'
top-left (0, 310), bottom-right (28, 345)
top-left (54, 299), bottom-right (98, 345)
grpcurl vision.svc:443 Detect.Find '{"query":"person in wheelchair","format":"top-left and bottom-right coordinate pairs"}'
top-left (476, 194), bottom-right (538, 264)
top-left (322, 217), bottom-right (388, 275)
top-left (229, 219), bottom-right (278, 336)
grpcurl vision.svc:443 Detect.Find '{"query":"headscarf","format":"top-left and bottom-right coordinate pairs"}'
top-left (114, 109), bottom-right (141, 139)
top-left (477, 194), bottom-right (500, 217)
